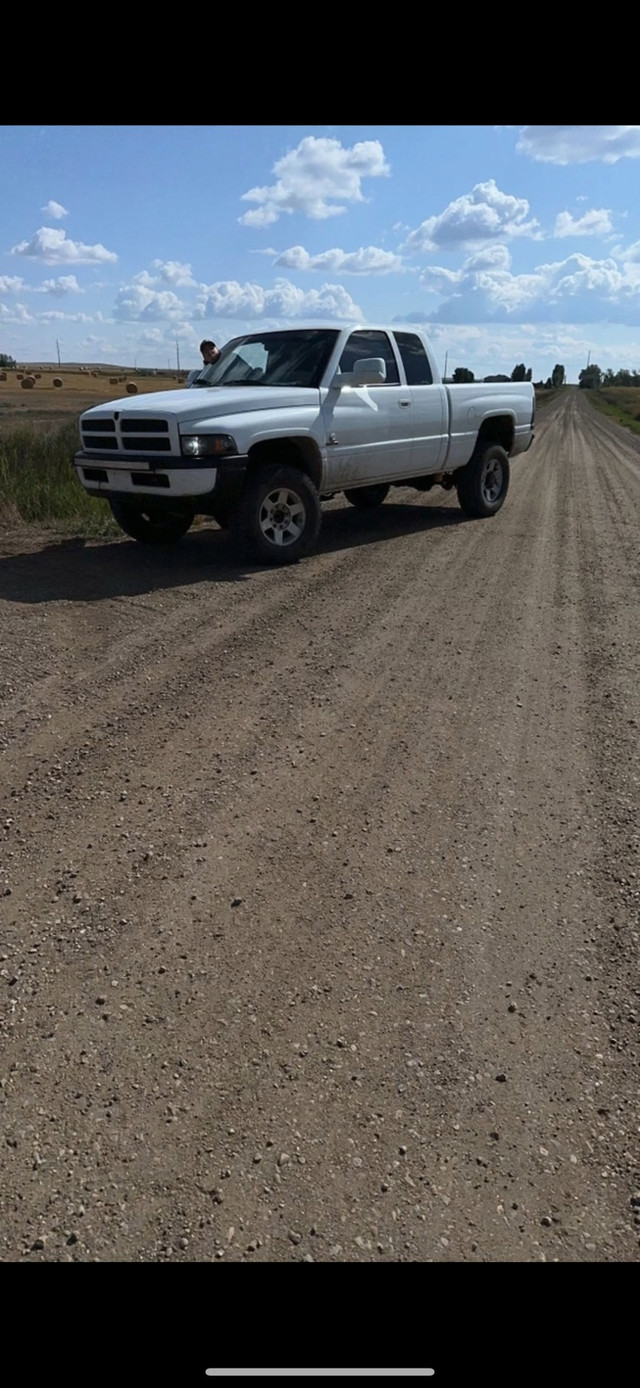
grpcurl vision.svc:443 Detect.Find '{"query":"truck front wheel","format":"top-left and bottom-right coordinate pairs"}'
top-left (233, 465), bottom-right (321, 565)
top-left (344, 484), bottom-right (390, 509)
top-left (109, 499), bottom-right (194, 544)
top-left (456, 444), bottom-right (510, 518)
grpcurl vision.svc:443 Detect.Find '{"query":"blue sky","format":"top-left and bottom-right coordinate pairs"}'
top-left (2, 124), bottom-right (640, 382)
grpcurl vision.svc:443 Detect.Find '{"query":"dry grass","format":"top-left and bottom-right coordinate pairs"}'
top-left (0, 366), bottom-right (189, 431)
top-left (589, 386), bottom-right (640, 435)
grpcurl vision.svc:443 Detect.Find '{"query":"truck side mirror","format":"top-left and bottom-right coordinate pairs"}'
top-left (330, 357), bottom-right (387, 388)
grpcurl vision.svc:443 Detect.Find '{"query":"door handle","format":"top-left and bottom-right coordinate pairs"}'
top-left (398, 400), bottom-right (410, 408)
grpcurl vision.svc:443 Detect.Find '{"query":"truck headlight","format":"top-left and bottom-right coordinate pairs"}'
top-left (180, 434), bottom-right (237, 458)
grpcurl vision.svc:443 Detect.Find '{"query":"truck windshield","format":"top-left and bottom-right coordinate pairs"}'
top-left (190, 328), bottom-right (340, 390)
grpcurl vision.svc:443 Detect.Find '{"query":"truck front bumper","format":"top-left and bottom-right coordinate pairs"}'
top-left (73, 450), bottom-right (247, 502)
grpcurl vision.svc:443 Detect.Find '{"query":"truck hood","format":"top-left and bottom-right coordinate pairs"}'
top-left (83, 385), bottom-right (320, 422)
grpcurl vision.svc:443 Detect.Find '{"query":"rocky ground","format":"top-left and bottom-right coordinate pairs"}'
top-left (0, 386), bottom-right (637, 1365)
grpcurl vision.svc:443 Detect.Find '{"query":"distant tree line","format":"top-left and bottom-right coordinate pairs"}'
top-left (450, 363), bottom-right (570, 389)
top-left (0, 352), bottom-right (17, 369)
top-left (578, 364), bottom-right (640, 389)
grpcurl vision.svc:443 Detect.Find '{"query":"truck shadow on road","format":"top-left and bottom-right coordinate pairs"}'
top-left (0, 501), bottom-right (470, 605)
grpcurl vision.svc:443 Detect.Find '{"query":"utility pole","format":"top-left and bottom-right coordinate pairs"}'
top-left (56, 339), bottom-right (61, 367)
top-left (586, 350), bottom-right (591, 369)
top-left (443, 351), bottom-right (448, 382)
top-left (176, 338), bottom-right (181, 371)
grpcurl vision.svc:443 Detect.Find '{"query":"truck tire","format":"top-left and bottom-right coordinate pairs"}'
top-left (109, 499), bottom-right (194, 544)
top-left (456, 443), bottom-right (510, 518)
top-left (344, 483), bottom-right (390, 509)
top-left (233, 465), bottom-right (321, 565)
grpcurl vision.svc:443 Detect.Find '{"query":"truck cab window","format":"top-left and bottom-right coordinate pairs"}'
top-left (394, 332), bottom-right (433, 385)
top-left (339, 330), bottom-right (400, 385)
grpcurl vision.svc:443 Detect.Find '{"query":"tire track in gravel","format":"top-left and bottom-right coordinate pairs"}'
top-left (1, 389), bottom-right (638, 1264)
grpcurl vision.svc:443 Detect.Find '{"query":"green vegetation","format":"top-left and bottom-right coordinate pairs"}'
top-left (534, 388), bottom-right (561, 408)
top-left (0, 421), bottom-right (118, 534)
top-left (586, 387), bottom-right (640, 436)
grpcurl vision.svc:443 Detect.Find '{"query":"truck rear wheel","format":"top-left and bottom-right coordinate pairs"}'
top-left (233, 465), bottom-right (321, 565)
top-left (456, 444), bottom-right (510, 518)
top-left (344, 483), bottom-right (390, 509)
top-left (109, 499), bottom-right (194, 544)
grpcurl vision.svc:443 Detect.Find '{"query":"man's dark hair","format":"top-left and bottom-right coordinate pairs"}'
top-left (200, 339), bottom-right (216, 353)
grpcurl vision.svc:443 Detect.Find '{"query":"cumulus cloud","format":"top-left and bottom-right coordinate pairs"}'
top-left (37, 275), bottom-right (83, 296)
top-left (39, 310), bottom-right (94, 323)
top-left (150, 260), bottom-right (197, 288)
top-left (195, 276), bottom-right (361, 320)
top-left (273, 244), bottom-right (403, 274)
top-left (0, 301), bottom-right (34, 323)
top-left (418, 248), bottom-right (640, 323)
top-left (239, 136), bottom-right (389, 227)
top-left (114, 283), bottom-right (187, 322)
top-left (403, 180), bottom-right (539, 253)
top-left (0, 275), bottom-right (25, 294)
top-left (554, 208), bottom-right (614, 237)
top-left (41, 200), bottom-right (68, 220)
top-left (517, 126), bottom-right (640, 164)
top-left (612, 239), bottom-right (640, 264)
top-left (11, 227), bottom-right (118, 265)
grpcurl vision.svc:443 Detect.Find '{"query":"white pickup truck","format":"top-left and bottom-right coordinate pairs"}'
top-left (74, 325), bottom-right (535, 564)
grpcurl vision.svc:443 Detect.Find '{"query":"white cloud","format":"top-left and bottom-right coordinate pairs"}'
top-left (614, 239), bottom-right (640, 264)
top-left (554, 208), bottom-right (614, 237)
top-left (517, 126), bottom-right (640, 164)
top-left (0, 301), bottom-right (34, 323)
top-left (114, 283), bottom-right (187, 322)
top-left (463, 245), bottom-right (512, 272)
top-left (0, 275), bottom-right (25, 294)
top-left (417, 249), bottom-right (640, 323)
top-left (273, 244), bottom-right (403, 274)
top-left (41, 200), bottom-right (68, 220)
top-left (403, 180), bottom-right (539, 254)
top-left (131, 262), bottom-right (196, 291)
top-left (239, 136), bottom-right (389, 227)
top-left (150, 259), bottom-right (197, 288)
top-left (39, 310), bottom-right (94, 323)
top-left (11, 227), bottom-right (118, 266)
top-left (37, 275), bottom-right (83, 296)
top-left (196, 276), bottom-right (362, 320)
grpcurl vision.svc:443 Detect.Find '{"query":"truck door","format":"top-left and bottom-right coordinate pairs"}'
top-left (393, 331), bottom-right (448, 473)
top-left (320, 329), bottom-right (414, 489)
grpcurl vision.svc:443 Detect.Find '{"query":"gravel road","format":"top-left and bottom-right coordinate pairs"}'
top-left (1, 387), bottom-right (638, 1279)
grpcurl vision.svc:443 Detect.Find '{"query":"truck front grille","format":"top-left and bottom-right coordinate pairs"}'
top-left (81, 415), bottom-right (174, 455)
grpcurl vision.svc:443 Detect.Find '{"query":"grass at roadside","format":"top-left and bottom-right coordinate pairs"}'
top-left (0, 421), bottom-right (119, 535)
top-left (586, 387), bottom-right (640, 436)
top-left (534, 387), bottom-right (561, 409)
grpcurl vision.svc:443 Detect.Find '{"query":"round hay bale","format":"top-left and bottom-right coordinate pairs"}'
top-left (52, 377), bottom-right (63, 388)
top-left (16, 372), bottom-right (23, 380)
top-left (0, 371), bottom-right (6, 382)
top-left (109, 377), bottom-right (119, 385)
top-left (125, 381), bottom-right (138, 395)
top-left (35, 373), bottom-right (41, 379)
top-left (20, 375), bottom-right (36, 389)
